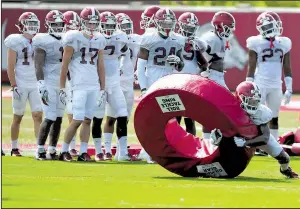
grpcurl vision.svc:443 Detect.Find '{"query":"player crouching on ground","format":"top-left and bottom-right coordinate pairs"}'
top-left (210, 81), bottom-right (298, 178)
top-left (33, 10), bottom-right (66, 160)
top-left (59, 7), bottom-right (106, 162)
top-left (4, 12), bottom-right (43, 157)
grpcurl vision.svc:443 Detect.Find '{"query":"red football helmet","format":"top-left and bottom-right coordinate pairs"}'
top-left (80, 7), bottom-right (100, 36)
top-left (140, 5), bottom-right (161, 29)
top-left (15, 12), bottom-right (40, 35)
top-left (258, 11), bottom-right (282, 37)
top-left (211, 11), bottom-right (235, 39)
top-left (116, 13), bottom-right (133, 35)
top-left (63, 11), bottom-right (80, 31)
top-left (100, 11), bottom-right (116, 37)
top-left (178, 12), bottom-right (199, 37)
top-left (45, 10), bottom-right (66, 35)
top-left (235, 81), bottom-right (262, 115)
top-left (154, 8), bottom-right (176, 37)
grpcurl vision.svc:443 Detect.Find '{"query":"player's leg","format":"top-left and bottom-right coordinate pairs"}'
top-left (29, 88), bottom-right (43, 142)
top-left (103, 103), bottom-right (116, 160)
top-left (266, 88), bottom-right (282, 140)
top-left (10, 88), bottom-right (28, 156)
top-left (67, 94), bottom-right (78, 156)
top-left (77, 90), bottom-right (98, 162)
top-left (184, 117), bottom-right (196, 135)
top-left (257, 134), bottom-right (299, 178)
top-left (59, 90), bottom-right (85, 161)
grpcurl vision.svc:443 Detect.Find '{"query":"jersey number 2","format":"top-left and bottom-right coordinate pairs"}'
top-left (262, 48), bottom-right (284, 62)
top-left (154, 47), bottom-right (176, 66)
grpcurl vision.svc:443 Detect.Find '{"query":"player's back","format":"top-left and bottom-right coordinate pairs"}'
top-left (62, 30), bottom-right (106, 90)
top-left (250, 104), bottom-right (273, 126)
top-left (32, 33), bottom-right (63, 88)
top-left (4, 34), bottom-right (37, 88)
top-left (246, 35), bottom-right (292, 88)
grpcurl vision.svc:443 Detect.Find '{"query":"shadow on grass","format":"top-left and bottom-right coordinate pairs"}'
top-left (67, 160), bottom-right (148, 165)
top-left (153, 175), bottom-right (290, 183)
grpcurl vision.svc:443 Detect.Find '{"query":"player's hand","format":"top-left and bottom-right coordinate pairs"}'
top-left (37, 80), bottom-right (49, 106)
top-left (59, 88), bottom-right (67, 106)
top-left (140, 88), bottom-right (147, 97)
top-left (97, 90), bottom-right (107, 108)
top-left (11, 86), bottom-right (22, 100)
top-left (210, 128), bottom-right (222, 146)
top-left (134, 71), bottom-right (139, 85)
top-left (234, 136), bottom-right (246, 147)
top-left (166, 55), bottom-right (181, 66)
top-left (199, 69), bottom-right (210, 78)
top-left (283, 90), bottom-right (292, 105)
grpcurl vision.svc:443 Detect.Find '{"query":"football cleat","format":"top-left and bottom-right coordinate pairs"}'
top-left (104, 152), bottom-right (113, 161)
top-left (280, 167), bottom-right (299, 179)
top-left (77, 153), bottom-right (95, 162)
top-left (255, 149), bottom-right (268, 156)
top-left (116, 153), bottom-right (141, 161)
top-left (69, 149), bottom-right (79, 157)
top-left (59, 152), bottom-right (73, 162)
top-left (2, 150), bottom-right (5, 156)
top-left (95, 153), bottom-right (104, 161)
top-left (47, 151), bottom-right (59, 160)
top-left (11, 148), bottom-right (22, 157)
top-left (36, 152), bottom-right (47, 160)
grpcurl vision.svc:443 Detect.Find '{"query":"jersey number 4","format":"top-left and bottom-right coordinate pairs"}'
top-left (154, 47), bottom-right (176, 66)
top-left (262, 48), bottom-right (284, 62)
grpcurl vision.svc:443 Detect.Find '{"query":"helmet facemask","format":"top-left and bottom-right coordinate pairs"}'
top-left (100, 16), bottom-right (116, 38)
top-left (47, 22), bottom-right (66, 36)
top-left (257, 15), bottom-right (279, 38)
top-left (156, 18), bottom-right (176, 37)
top-left (19, 19), bottom-right (40, 35)
top-left (216, 23), bottom-right (235, 39)
top-left (140, 14), bottom-right (156, 29)
top-left (118, 18), bottom-right (133, 35)
top-left (81, 20), bottom-right (100, 36)
top-left (178, 22), bottom-right (198, 37)
top-left (239, 89), bottom-right (261, 115)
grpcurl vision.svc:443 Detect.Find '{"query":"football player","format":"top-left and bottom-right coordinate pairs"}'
top-left (4, 12), bottom-right (43, 157)
top-left (199, 11), bottom-right (236, 140)
top-left (92, 11), bottom-right (134, 161)
top-left (210, 81), bottom-right (298, 178)
top-left (33, 10), bottom-right (66, 160)
top-left (175, 12), bottom-right (208, 136)
top-left (246, 12), bottom-right (292, 141)
top-left (137, 8), bottom-right (185, 163)
top-left (101, 13), bottom-right (141, 160)
top-left (63, 10), bottom-right (81, 157)
top-left (59, 7), bottom-right (106, 162)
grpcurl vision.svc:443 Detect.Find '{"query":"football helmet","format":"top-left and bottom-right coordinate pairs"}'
top-left (260, 11), bottom-right (282, 36)
top-left (99, 11), bottom-right (116, 37)
top-left (116, 13), bottom-right (133, 34)
top-left (178, 12), bottom-right (199, 37)
top-left (63, 11), bottom-right (80, 31)
top-left (256, 12), bottom-right (279, 38)
top-left (211, 11), bottom-right (235, 39)
top-left (235, 81), bottom-right (262, 115)
top-left (15, 12), bottom-right (40, 35)
top-left (80, 7), bottom-right (100, 36)
top-left (154, 8), bottom-right (176, 37)
top-left (140, 5), bottom-right (161, 29)
top-left (45, 10), bottom-right (66, 36)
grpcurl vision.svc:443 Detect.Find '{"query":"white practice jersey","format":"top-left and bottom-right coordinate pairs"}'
top-left (246, 35), bottom-right (292, 88)
top-left (141, 32), bottom-right (185, 81)
top-left (119, 33), bottom-right (141, 90)
top-left (200, 31), bottom-right (227, 64)
top-left (249, 104), bottom-right (273, 125)
top-left (62, 30), bottom-right (106, 91)
top-left (32, 33), bottom-right (63, 89)
top-left (175, 36), bottom-right (207, 74)
top-left (4, 34), bottom-right (37, 88)
top-left (103, 31), bottom-right (128, 87)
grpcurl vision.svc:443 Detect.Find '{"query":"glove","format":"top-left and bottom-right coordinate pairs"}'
top-left (134, 71), bottom-right (139, 85)
top-left (97, 90), bottom-right (107, 108)
top-left (166, 55), bottom-right (181, 66)
top-left (200, 69), bottom-right (210, 78)
top-left (59, 88), bottom-right (67, 106)
top-left (210, 128), bottom-right (222, 146)
top-left (37, 80), bottom-right (49, 106)
top-left (234, 136), bottom-right (246, 147)
top-left (188, 37), bottom-right (207, 53)
top-left (283, 90), bottom-right (292, 105)
top-left (11, 86), bottom-right (22, 100)
top-left (246, 77), bottom-right (254, 82)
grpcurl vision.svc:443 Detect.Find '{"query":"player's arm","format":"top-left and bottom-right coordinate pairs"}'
top-left (196, 50), bottom-right (208, 70)
top-left (34, 48), bottom-right (46, 80)
top-left (137, 47), bottom-right (149, 94)
top-left (175, 49), bottom-right (185, 71)
top-left (283, 51), bottom-right (292, 92)
top-left (246, 50), bottom-right (257, 82)
top-left (97, 49), bottom-right (105, 90)
top-left (7, 48), bottom-right (17, 87)
top-left (120, 44), bottom-right (128, 54)
top-left (60, 46), bottom-right (74, 89)
top-left (244, 123), bottom-right (270, 147)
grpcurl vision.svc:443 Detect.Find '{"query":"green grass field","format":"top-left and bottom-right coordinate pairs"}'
top-left (2, 89), bottom-right (300, 207)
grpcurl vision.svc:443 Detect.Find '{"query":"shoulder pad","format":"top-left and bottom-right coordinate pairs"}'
top-left (140, 32), bottom-right (156, 50)
top-left (246, 36), bottom-right (261, 52)
top-left (32, 33), bottom-right (50, 51)
top-left (62, 30), bottom-right (80, 47)
top-left (4, 34), bottom-right (23, 51)
top-left (250, 105), bottom-right (272, 125)
top-left (278, 36), bottom-right (292, 53)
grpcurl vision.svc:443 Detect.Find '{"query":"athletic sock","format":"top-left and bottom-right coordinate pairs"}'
top-left (93, 138), bottom-right (102, 155)
top-left (103, 133), bottom-right (113, 154)
top-left (118, 136), bottom-right (128, 156)
top-left (79, 142), bottom-right (88, 155)
top-left (62, 142), bottom-right (70, 153)
top-left (69, 136), bottom-right (76, 150)
top-left (12, 139), bottom-right (18, 149)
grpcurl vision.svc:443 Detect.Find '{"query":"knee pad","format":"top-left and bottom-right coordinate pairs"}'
top-left (116, 116), bottom-right (127, 138)
top-left (92, 117), bottom-right (103, 138)
top-left (269, 117), bottom-right (278, 129)
top-left (275, 150), bottom-right (290, 165)
top-left (107, 117), bottom-right (116, 127)
top-left (55, 117), bottom-right (63, 125)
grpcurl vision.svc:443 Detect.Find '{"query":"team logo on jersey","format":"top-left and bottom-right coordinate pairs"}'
top-left (196, 22), bottom-right (248, 71)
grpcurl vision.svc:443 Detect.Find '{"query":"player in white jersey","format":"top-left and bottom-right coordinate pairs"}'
top-left (210, 81), bottom-right (298, 178)
top-left (246, 11), bottom-right (293, 142)
top-left (92, 11), bottom-right (134, 161)
top-left (59, 7), bottom-right (106, 162)
top-left (33, 10), bottom-right (66, 160)
top-left (63, 10), bottom-right (81, 157)
top-left (175, 12), bottom-right (208, 136)
top-left (101, 13), bottom-right (141, 160)
top-left (4, 12), bottom-right (42, 157)
top-left (199, 11), bottom-right (236, 140)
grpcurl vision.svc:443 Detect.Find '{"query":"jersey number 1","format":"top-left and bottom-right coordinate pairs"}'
top-left (80, 47), bottom-right (98, 65)
top-left (22, 47), bottom-right (30, 65)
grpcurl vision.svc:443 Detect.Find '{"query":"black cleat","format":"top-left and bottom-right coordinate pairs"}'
top-left (280, 167), bottom-right (299, 179)
top-left (36, 152), bottom-right (47, 160)
top-left (77, 153), bottom-right (95, 162)
top-left (59, 152), bottom-right (73, 162)
top-left (47, 151), bottom-right (59, 160)
top-left (11, 148), bottom-right (22, 156)
top-left (2, 150), bottom-right (5, 156)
